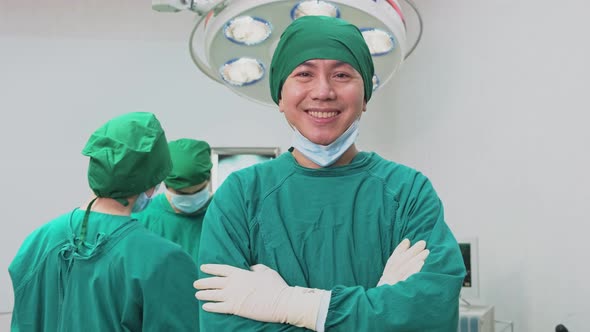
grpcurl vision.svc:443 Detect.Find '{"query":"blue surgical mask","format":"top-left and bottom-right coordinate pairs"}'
top-left (132, 191), bottom-right (152, 213)
top-left (169, 187), bottom-right (210, 214)
top-left (131, 184), bottom-right (159, 213)
top-left (291, 118), bottom-right (360, 167)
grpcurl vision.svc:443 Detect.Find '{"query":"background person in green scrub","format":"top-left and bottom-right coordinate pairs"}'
top-left (134, 138), bottom-right (213, 264)
top-left (194, 15), bottom-right (465, 332)
top-left (9, 112), bottom-right (199, 331)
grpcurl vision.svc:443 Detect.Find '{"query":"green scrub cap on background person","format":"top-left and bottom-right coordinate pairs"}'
top-left (269, 15), bottom-right (375, 104)
top-left (82, 112), bottom-right (172, 201)
top-left (164, 138), bottom-right (212, 190)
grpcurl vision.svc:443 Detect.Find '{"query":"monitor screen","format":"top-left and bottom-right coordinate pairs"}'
top-left (459, 242), bottom-right (472, 287)
top-left (210, 147), bottom-right (280, 192)
top-left (457, 237), bottom-right (479, 299)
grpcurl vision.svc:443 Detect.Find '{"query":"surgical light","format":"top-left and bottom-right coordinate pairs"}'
top-left (372, 75), bottom-right (380, 92)
top-left (291, 1), bottom-right (340, 20)
top-left (220, 57), bottom-right (265, 86)
top-left (224, 16), bottom-right (272, 45)
top-left (361, 28), bottom-right (396, 56)
top-left (154, 0), bottom-right (423, 106)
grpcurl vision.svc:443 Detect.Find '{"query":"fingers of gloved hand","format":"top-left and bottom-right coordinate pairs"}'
top-left (202, 301), bottom-right (233, 314)
top-left (200, 264), bottom-right (242, 277)
top-left (384, 239), bottom-right (426, 271)
top-left (377, 268), bottom-right (405, 286)
top-left (383, 239), bottom-right (410, 269)
top-left (397, 248), bottom-right (430, 280)
top-left (391, 238), bottom-right (411, 256)
top-left (377, 275), bottom-right (399, 287)
top-left (377, 261), bottom-right (420, 287)
top-left (193, 276), bottom-right (228, 290)
top-left (415, 248), bottom-right (430, 262)
top-left (195, 289), bottom-right (226, 302)
top-left (250, 264), bottom-right (271, 272)
top-left (399, 259), bottom-right (426, 282)
top-left (250, 264), bottom-right (289, 288)
top-left (396, 249), bottom-right (430, 275)
top-left (404, 240), bottom-right (427, 259)
top-left (378, 246), bottom-right (430, 287)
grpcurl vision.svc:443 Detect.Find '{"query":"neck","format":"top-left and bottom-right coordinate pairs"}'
top-left (292, 144), bottom-right (359, 169)
top-left (80, 196), bottom-right (134, 216)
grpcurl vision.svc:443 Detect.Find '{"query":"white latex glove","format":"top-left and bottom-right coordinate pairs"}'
top-left (377, 239), bottom-right (430, 286)
top-left (194, 263), bottom-right (329, 330)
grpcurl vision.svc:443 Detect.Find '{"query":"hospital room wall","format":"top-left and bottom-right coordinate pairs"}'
top-left (1, 1), bottom-right (589, 331)
top-left (380, 1), bottom-right (590, 331)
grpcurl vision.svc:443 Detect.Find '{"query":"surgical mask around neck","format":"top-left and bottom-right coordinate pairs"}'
top-left (291, 118), bottom-right (360, 167)
top-left (132, 191), bottom-right (152, 213)
top-left (169, 187), bottom-right (210, 214)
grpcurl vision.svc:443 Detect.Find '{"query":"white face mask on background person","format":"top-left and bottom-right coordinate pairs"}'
top-left (131, 184), bottom-right (160, 213)
top-left (169, 187), bottom-right (210, 214)
top-left (132, 191), bottom-right (152, 213)
top-left (291, 118), bottom-right (360, 167)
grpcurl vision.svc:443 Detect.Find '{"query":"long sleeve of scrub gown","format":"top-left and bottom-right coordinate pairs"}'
top-left (197, 151), bottom-right (466, 331)
top-left (9, 209), bottom-right (200, 332)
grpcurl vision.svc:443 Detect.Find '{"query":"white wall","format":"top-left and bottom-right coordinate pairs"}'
top-left (1, 0), bottom-right (588, 331)
top-left (0, 314), bottom-right (10, 332)
top-left (388, 1), bottom-right (590, 331)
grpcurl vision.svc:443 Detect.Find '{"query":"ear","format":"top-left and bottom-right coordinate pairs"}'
top-left (362, 100), bottom-right (367, 113)
top-left (278, 98), bottom-right (284, 113)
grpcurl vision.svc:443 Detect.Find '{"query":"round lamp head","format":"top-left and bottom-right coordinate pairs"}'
top-left (190, 0), bottom-right (408, 106)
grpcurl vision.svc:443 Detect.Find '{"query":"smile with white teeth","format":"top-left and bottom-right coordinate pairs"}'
top-left (308, 111), bottom-right (339, 119)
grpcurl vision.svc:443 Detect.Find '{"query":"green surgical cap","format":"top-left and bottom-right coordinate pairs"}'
top-left (82, 112), bottom-right (172, 199)
top-left (164, 139), bottom-right (212, 190)
top-left (270, 15), bottom-right (374, 104)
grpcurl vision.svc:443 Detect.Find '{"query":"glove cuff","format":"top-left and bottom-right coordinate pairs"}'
top-left (278, 286), bottom-right (330, 330)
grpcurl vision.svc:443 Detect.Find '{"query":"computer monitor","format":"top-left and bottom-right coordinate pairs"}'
top-left (457, 237), bottom-right (479, 300)
top-left (209, 147), bottom-right (280, 193)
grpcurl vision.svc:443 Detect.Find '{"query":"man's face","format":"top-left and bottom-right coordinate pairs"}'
top-left (278, 59), bottom-right (366, 145)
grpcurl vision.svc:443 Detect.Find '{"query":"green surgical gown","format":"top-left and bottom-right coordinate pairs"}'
top-left (198, 151), bottom-right (466, 331)
top-left (134, 193), bottom-right (208, 263)
top-left (9, 209), bottom-right (199, 332)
